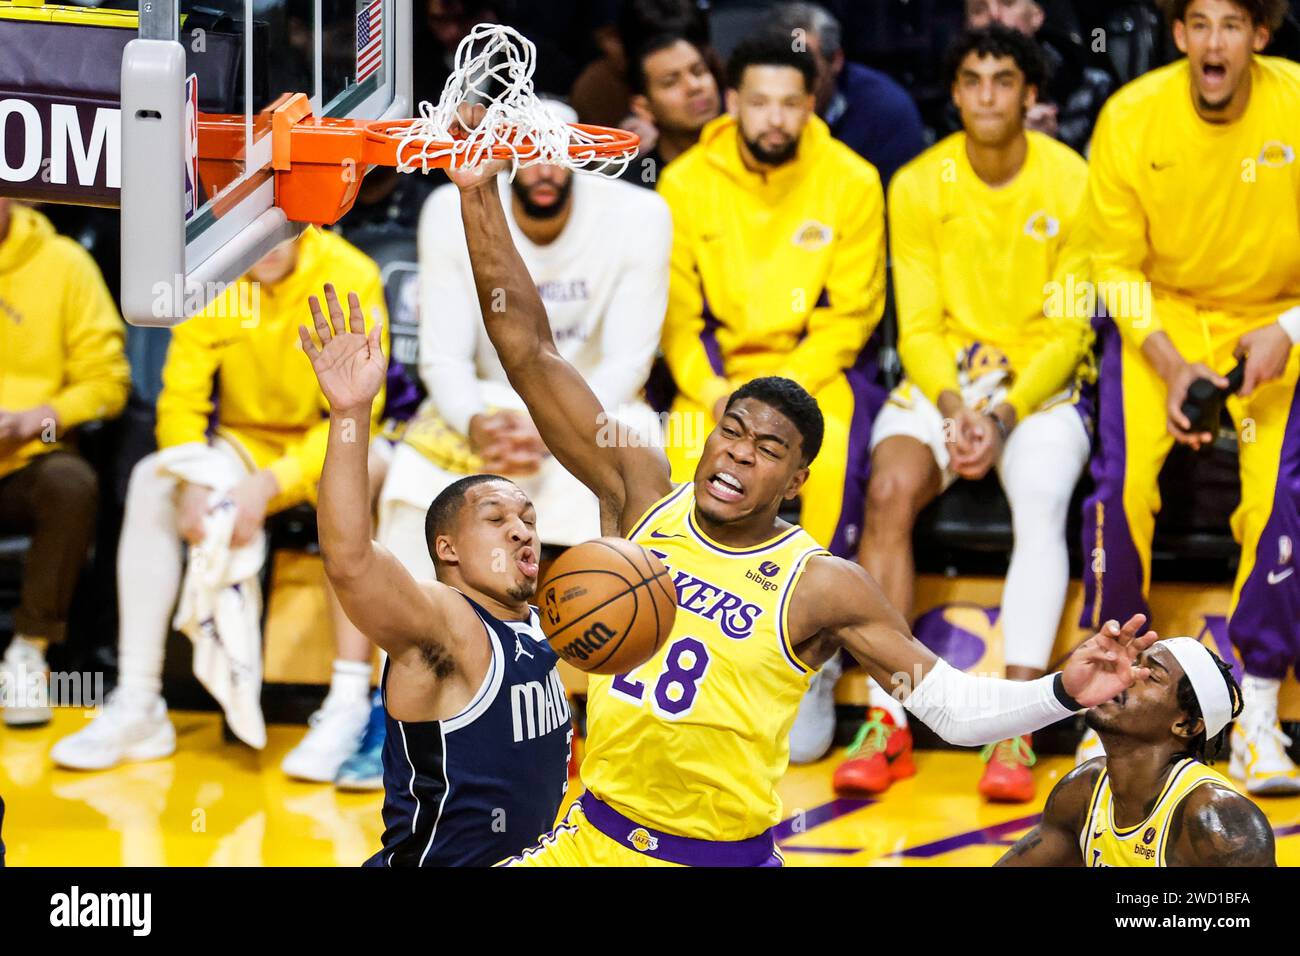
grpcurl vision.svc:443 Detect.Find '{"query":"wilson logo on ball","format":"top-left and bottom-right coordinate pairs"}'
top-left (558, 621), bottom-right (617, 663)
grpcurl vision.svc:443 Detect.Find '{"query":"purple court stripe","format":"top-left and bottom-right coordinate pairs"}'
top-left (773, 797), bottom-right (875, 841)
top-left (895, 813), bottom-right (1042, 858)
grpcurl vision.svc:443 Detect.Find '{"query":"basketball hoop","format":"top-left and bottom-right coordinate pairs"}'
top-left (204, 23), bottom-right (641, 226)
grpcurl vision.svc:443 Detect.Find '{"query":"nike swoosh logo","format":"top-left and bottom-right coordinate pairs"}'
top-left (1267, 568), bottom-right (1294, 585)
top-left (1094, 831), bottom-right (1104, 839)
top-left (648, 529), bottom-right (684, 539)
top-left (1150, 160), bottom-right (1176, 171)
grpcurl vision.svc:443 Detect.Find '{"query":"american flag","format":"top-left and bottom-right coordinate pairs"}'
top-left (355, 0), bottom-right (383, 83)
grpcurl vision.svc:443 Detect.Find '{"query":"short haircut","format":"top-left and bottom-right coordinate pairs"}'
top-left (1157, 0), bottom-right (1288, 31)
top-left (627, 30), bottom-right (703, 95)
top-left (725, 30), bottom-right (819, 93)
top-left (424, 473), bottom-right (512, 567)
top-left (1174, 647), bottom-right (1244, 764)
top-left (767, 1), bottom-right (842, 59)
top-left (943, 24), bottom-right (1048, 91)
top-left (724, 376), bottom-right (824, 465)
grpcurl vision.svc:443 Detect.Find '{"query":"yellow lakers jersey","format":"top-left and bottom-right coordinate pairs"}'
top-left (581, 484), bottom-right (827, 841)
top-left (1082, 758), bottom-right (1233, 867)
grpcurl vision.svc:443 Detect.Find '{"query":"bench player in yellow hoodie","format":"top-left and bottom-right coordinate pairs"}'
top-left (656, 33), bottom-right (887, 763)
top-left (52, 228), bottom-right (387, 771)
top-left (0, 200), bottom-right (129, 728)
top-left (834, 28), bottom-right (1094, 804)
top-left (383, 101), bottom-right (1165, 868)
top-left (1077, 0), bottom-right (1300, 795)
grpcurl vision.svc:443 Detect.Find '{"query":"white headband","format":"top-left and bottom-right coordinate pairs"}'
top-left (1156, 638), bottom-right (1234, 739)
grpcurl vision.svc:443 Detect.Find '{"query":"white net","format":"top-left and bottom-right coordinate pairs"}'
top-left (393, 23), bottom-right (635, 179)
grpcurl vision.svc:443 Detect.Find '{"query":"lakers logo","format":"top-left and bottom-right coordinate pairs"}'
top-left (791, 220), bottom-right (833, 251)
top-left (1258, 141), bottom-right (1295, 168)
top-left (627, 828), bottom-right (659, 853)
top-left (1023, 210), bottom-right (1060, 241)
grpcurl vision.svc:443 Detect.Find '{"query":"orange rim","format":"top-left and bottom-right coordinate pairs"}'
top-left (365, 119), bottom-right (641, 165)
top-left (196, 95), bottom-right (641, 226)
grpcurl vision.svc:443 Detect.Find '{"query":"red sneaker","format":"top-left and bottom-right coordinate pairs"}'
top-left (833, 708), bottom-right (915, 795)
top-left (978, 735), bottom-right (1037, 803)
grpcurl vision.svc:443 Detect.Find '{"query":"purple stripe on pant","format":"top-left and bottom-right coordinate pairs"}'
top-left (698, 291), bottom-right (726, 377)
top-left (1227, 379), bottom-right (1300, 679)
top-left (828, 349), bottom-right (887, 559)
top-left (1079, 317), bottom-right (1152, 632)
top-left (580, 796), bottom-right (783, 867)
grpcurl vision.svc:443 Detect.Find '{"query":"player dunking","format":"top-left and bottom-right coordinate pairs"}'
top-left (298, 289), bottom-right (572, 866)
top-left (411, 106), bottom-right (1160, 867)
top-left (999, 639), bottom-right (1275, 866)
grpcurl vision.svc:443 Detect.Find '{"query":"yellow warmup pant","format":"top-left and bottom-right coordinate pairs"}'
top-left (664, 370), bottom-right (882, 557)
top-left (1081, 297), bottom-right (1300, 679)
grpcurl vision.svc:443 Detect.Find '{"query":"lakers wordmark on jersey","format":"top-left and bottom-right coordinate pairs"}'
top-left (579, 483), bottom-right (830, 842)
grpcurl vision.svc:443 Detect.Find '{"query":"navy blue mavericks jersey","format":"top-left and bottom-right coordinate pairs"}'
top-left (367, 594), bottom-right (573, 867)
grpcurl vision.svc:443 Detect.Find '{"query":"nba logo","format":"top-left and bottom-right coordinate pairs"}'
top-left (184, 74), bottom-right (199, 221)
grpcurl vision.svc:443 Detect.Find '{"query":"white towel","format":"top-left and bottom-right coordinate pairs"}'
top-left (156, 442), bottom-right (268, 749)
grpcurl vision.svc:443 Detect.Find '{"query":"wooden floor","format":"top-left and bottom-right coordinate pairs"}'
top-left (4, 710), bottom-right (1299, 866)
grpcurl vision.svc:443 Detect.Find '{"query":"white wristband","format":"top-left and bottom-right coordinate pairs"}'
top-left (1279, 307), bottom-right (1300, 345)
top-left (900, 658), bottom-right (1075, 747)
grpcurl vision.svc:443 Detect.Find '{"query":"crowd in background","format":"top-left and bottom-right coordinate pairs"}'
top-left (4, 0), bottom-right (1300, 805)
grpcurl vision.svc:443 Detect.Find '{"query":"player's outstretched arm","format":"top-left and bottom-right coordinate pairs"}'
top-left (791, 556), bottom-right (1157, 747)
top-left (300, 286), bottom-right (458, 662)
top-left (445, 116), bottom-right (672, 530)
top-left (1166, 783), bottom-right (1276, 867)
top-left (997, 760), bottom-right (1100, 867)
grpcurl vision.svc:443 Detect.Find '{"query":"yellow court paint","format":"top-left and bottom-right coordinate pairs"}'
top-left (4, 711), bottom-right (1298, 867)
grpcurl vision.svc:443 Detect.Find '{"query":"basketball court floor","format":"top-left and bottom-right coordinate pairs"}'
top-left (4, 709), bottom-right (1298, 866)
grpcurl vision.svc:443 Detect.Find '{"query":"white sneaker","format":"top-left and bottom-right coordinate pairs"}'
top-left (1075, 727), bottom-right (1106, 766)
top-left (50, 690), bottom-right (175, 771)
top-left (1230, 718), bottom-right (1300, 796)
top-left (281, 695), bottom-right (371, 783)
top-left (1, 641), bottom-right (52, 727)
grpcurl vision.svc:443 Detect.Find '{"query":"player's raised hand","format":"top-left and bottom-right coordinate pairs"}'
top-left (299, 284), bottom-right (386, 412)
top-left (1061, 614), bottom-right (1157, 707)
top-left (445, 103), bottom-right (509, 189)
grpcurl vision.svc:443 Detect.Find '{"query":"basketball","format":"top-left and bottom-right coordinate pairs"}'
top-left (539, 537), bottom-right (677, 675)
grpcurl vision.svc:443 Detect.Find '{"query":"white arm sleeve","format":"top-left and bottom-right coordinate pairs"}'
top-left (418, 186), bottom-right (488, 436)
top-left (900, 658), bottom-right (1078, 747)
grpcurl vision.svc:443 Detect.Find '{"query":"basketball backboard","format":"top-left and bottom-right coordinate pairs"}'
top-left (118, 0), bottom-right (410, 326)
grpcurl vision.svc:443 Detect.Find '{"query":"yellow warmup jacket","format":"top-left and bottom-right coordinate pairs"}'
top-left (0, 205), bottom-right (129, 480)
top-left (156, 227), bottom-right (387, 508)
top-left (658, 113), bottom-right (886, 411)
top-left (890, 130), bottom-right (1093, 420)
top-left (1086, 55), bottom-right (1300, 347)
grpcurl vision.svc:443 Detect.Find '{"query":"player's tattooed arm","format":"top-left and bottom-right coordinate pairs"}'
top-left (447, 107), bottom-right (672, 533)
top-left (997, 760), bottom-right (1100, 867)
top-left (1165, 783), bottom-right (1276, 867)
